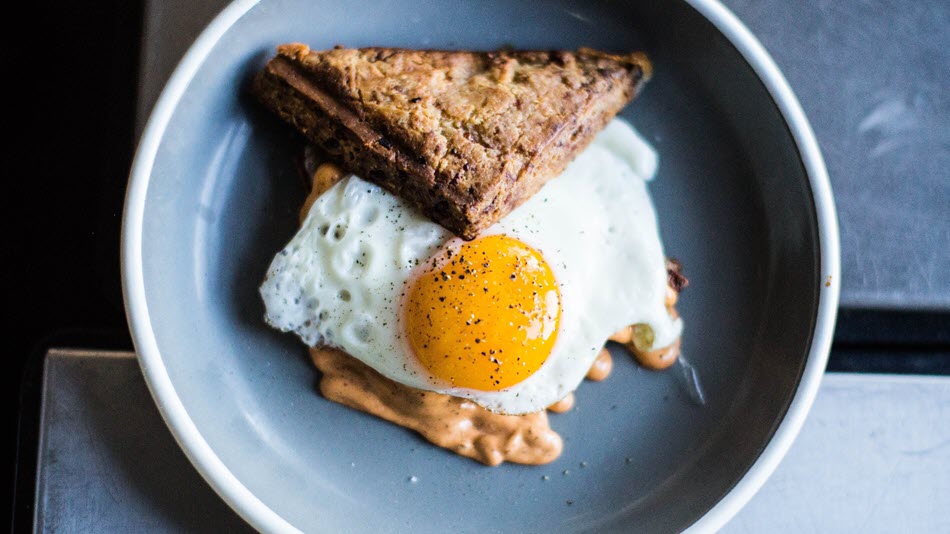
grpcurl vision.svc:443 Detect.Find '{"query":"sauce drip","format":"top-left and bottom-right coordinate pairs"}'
top-left (586, 348), bottom-right (613, 381)
top-left (546, 393), bottom-right (575, 413)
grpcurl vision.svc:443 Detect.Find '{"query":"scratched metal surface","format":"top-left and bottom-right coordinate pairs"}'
top-left (721, 0), bottom-right (950, 310)
top-left (724, 373), bottom-right (950, 533)
top-left (33, 350), bottom-right (950, 532)
top-left (135, 0), bottom-right (950, 310)
top-left (33, 350), bottom-right (253, 533)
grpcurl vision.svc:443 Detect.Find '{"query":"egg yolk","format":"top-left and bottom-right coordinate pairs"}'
top-left (404, 234), bottom-right (561, 391)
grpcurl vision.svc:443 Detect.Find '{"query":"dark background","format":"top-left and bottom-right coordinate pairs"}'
top-left (3, 1), bottom-right (142, 526)
top-left (2, 1), bottom-right (948, 529)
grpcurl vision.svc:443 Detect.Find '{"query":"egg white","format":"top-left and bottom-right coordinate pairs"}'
top-left (261, 118), bottom-right (680, 414)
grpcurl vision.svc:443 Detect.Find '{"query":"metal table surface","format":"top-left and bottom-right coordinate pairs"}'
top-left (136, 0), bottom-right (950, 311)
top-left (32, 350), bottom-right (950, 533)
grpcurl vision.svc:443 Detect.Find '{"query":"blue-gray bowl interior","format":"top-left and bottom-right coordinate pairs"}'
top-left (138, 0), bottom-right (818, 532)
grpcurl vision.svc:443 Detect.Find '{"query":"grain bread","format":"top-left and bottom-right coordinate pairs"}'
top-left (253, 44), bottom-right (651, 239)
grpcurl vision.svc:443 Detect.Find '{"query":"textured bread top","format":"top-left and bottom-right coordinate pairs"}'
top-left (253, 44), bottom-right (651, 239)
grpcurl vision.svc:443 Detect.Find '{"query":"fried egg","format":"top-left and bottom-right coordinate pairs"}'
top-left (261, 118), bottom-right (680, 414)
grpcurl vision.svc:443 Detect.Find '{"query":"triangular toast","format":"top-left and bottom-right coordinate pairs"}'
top-left (253, 44), bottom-right (651, 239)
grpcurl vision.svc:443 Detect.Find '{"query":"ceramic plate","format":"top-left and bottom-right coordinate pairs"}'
top-left (123, 0), bottom-right (840, 531)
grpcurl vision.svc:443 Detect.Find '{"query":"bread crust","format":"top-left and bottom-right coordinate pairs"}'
top-left (253, 44), bottom-right (651, 239)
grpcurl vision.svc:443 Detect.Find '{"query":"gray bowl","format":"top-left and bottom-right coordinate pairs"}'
top-left (122, 0), bottom-right (840, 532)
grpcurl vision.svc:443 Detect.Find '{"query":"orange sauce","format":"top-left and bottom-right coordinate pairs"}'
top-left (312, 347), bottom-right (562, 466)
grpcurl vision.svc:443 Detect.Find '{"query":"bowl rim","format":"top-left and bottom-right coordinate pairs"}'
top-left (120, 0), bottom-right (841, 531)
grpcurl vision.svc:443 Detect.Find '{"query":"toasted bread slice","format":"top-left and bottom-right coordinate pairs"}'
top-left (253, 44), bottom-right (651, 239)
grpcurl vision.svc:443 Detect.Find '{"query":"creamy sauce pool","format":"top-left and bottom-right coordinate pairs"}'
top-left (312, 346), bottom-right (563, 466)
